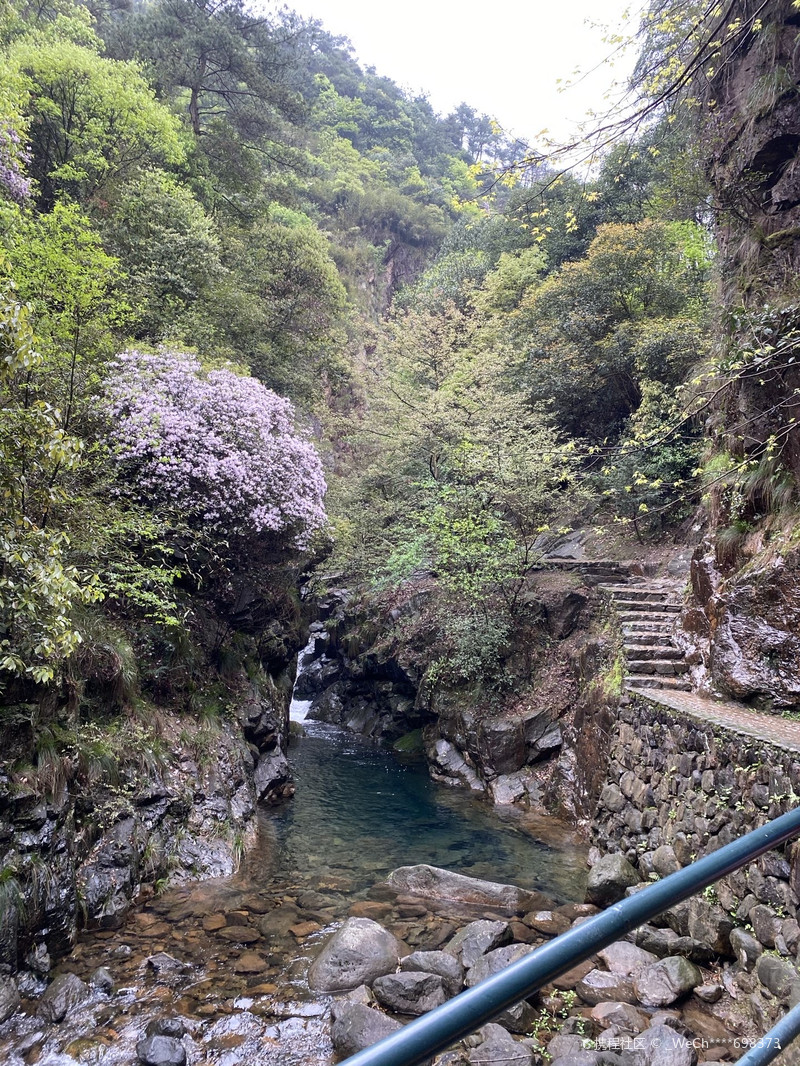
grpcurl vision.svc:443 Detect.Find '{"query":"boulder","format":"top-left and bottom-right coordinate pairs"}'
top-left (445, 921), bottom-right (510, 968)
top-left (372, 971), bottom-right (448, 1015)
top-left (467, 1022), bottom-right (532, 1065)
top-left (89, 967), bottom-right (113, 994)
top-left (37, 972), bottom-right (89, 1023)
top-left (136, 1035), bottom-right (187, 1066)
top-left (652, 845), bottom-right (681, 877)
top-left (253, 750), bottom-right (291, 805)
top-left (0, 976), bottom-right (20, 1023)
top-left (597, 941), bottom-right (656, 976)
top-left (633, 957), bottom-right (702, 1007)
top-left (479, 718), bottom-right (526, 775)
top-left (589, 1000), bottom-right (647, 1032)
top-left (685, 899), bottom-right (734, 955)
top-left (525, 910), bottom-right (571, 937)
top-left (400, 951), bottom-right (464, 997)
top-left (387, 866), bottom-right (535, 913)
top-left (427, 740), bottom-right (485, 791)
top-left (308, 918), bottom-right (401, 992)
top-left (330, 1001), bottom-right (403, 1058)
top-left (575, 969), bottom-right (636, 1006)
top-left (730, 927), bottom-right (763, 971)
top-left (636, 1023), bottom-right (696, 1066)
top-left (585, 855), bottom-right (640, 906)
top-left (465, 944), bottom-right (538, 1032)
top-left (145, 1017), bottom-right (186, 1039)
top-left (756, 954), bottom-right (800, 1001)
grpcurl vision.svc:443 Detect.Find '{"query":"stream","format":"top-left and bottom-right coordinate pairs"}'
top-left (2, 685), bottom-right (588, 1065)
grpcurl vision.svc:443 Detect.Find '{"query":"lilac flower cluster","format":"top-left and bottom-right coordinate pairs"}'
top-left (0, 124), bottom-right (32, 204)
top-left (103, 349), bottom-right (327, 549)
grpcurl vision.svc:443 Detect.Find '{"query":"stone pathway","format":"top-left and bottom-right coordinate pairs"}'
top-left (597, 579), bottom-right (691, 693)
top-left (634, 686), bottom-right (800, 754)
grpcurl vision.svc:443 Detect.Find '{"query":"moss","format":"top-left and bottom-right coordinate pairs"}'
top-left (393, 728), bottom-right (423, 753)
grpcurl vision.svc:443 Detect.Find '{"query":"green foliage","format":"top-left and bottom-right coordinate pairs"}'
top-left (509, 220), bottom-right (711, 440)
top-left (9, 36), bottom-right (185, 209)
top-left (0, 290), bottom-right (101, 684)
top-left (4, 202), bottom-right (126, 429)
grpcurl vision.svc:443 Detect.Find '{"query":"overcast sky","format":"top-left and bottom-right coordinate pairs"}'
top-left (266, 1), bottom-right (642, 148)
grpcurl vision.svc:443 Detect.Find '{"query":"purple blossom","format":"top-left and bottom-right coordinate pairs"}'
top-left (102, 348), bottom-right (327, 549)
top-left (0, 124), bottom-right (32, 204)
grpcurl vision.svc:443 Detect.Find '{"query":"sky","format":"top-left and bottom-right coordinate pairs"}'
top-left (266, 0), bottom-right (642, 149)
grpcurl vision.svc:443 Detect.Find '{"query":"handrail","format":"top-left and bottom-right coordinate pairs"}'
top-left (342, 804), bottom-right (800, 1066)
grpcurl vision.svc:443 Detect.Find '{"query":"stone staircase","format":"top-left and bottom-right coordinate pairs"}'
top-left (598, 581), bottom-right (691, 693)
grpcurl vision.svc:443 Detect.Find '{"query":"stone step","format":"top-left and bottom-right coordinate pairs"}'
top-left (600, 586), bottom-right (677, 602)
top-left (622, 622), bottom-right (675, 635)
top-left (614, 600), bottom-right (681, 613)
top-left (623, 632), bottom-right (676, 645)
top-left (627, 659), bottom-right (689, 676)
top-left (625, 675), bottom-right (693, 692)
top-left (618, 611), bottom-right (681, 625)
top-left (623, 643), bottom-right (682, 660)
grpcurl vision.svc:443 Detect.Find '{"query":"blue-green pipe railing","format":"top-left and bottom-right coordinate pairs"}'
top-left (342, 804), bottom-right (800, 1066)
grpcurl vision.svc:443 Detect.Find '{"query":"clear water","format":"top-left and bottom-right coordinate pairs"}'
top-left (261, 721), bottom-right (586, 903)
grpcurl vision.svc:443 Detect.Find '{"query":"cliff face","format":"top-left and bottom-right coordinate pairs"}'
top-left (0, 678), bottom-right (291, 974)
top-left (681, 0), bottom-right (800, 709)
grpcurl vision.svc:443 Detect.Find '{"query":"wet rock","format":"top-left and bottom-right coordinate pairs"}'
top-left (525, 910), bottom-right (571, 937)
top-left (489, 774), bottom-right (527, 806)
top-left (37, 972), bottom-right (89, 1023)
top-left (146, 1017), bottom-right (186, 1039)
top-left (445, 921), bottom-right (510, 968)
top-left (575, 969), bottom-right (636, 1006)
top-left (597, 942), bottom-right (656, 976)
top-left (233, 952), bottom-right (267, 974)
top-left (585, 855), bottom-right (640, 906)
top-left (254, 750), bottom-right (292, 805)
top-left (637, 1024), bottom-right (695, 1066)
top-left (0, 975), bottom-right (20, 1023)
top-left (136, 1034), bottom-right (187, 1066)
top-left (467, 1022), bottom-right (532, 1065)
top-left (427, 740), bottom-right (485, 791)
top-left (694, 981), bottom-right (723, 1003)
top-left (349, 901), bottom-right (393, 920)
top-left (217, 925), bottom-right (260, 944)
top-left (387, 866), bottom-right (535, 913)
top-left (373, 971), bottom-right (448, 1015)
top-left (590, 1000), bottom-right (647, 1032)
top-left (633, 957), bottom-right (702, 1007)
top-left (202, 914), bottom-right (227, 932)
top-left (258, 904), bottom-right (301, 939)
top-left (26, 943), bottom-right (51, 975)
top-left (146, 952), bottom-right (185, 977)
top-left (308, 918), bottom-right (401, 992)
top-left (330, 1001), bottom-right (403, 1057)
top-left (89, 967), bottom-right (113, 993)
top-left (400, 951), bottom-right (464, 996)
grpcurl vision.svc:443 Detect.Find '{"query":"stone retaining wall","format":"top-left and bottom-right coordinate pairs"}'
top-left (593, 694), bottom-right (800, 958)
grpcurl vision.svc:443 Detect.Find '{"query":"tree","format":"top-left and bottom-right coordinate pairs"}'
top-left (9, 38), bottom-right (185, 209)
top-left (0, 288), bottom-right (99, 683)
top-left (4, 203), bottom-right (126, 432)
top-left (98, 168), bottom-right (222, 342)
top-left (510, 220), bottom-right (710, 440)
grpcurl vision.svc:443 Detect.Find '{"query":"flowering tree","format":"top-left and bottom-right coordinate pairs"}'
top-left (103, 349), bottom-right (327, 549)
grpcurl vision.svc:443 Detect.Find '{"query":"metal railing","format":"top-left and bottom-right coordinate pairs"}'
top-left (342, 805), bottom-right (800, 1066)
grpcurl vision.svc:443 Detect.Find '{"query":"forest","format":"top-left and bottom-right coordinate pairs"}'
top-left (1, 0), bottom-right (800, 985)
top-left (0, 0), bottom-right (727, 713)
top-left (2, 0), bottom-right (800, 1060)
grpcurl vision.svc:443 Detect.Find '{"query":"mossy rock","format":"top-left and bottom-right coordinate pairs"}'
top-left (393, 729), bottom-right (423, 753)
